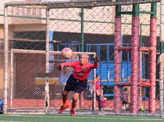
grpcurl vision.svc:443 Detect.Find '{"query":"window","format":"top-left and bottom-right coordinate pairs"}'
top-left (109, 46), bottom-right (114, 61)
top-left (100, 45), bottom-right (107, 61)
top-left (103, 85), bottom-right (114, 100)
top-left (122, 51), bottom-right (131, 61)
top-left (13, 31), bottom-right (46, 50)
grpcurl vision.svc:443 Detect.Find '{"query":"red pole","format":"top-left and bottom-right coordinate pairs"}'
top-left (114, 5), bottom-right (121, 113)
top-left (130, 4), bottom-right (139, 114)
top-left (148, 3), bottom-right (157, 113)
top-left (149, 15), bottom-right (157, 114)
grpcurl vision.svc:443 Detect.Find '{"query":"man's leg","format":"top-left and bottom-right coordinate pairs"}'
top-left (62, 90), bottom-right (69, 108)
top-left (70, 92), bottom-right (79, 116)
top-left (58, 90), bottom-right (69, 114)
top-left (97, 95), bottom-right (102, 111)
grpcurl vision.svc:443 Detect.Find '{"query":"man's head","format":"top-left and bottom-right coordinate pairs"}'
top-left (100, 85), bottom-right (103, 89)
top-left (79, 53), bottom-right (89, 65)
top-left (96, 74), bottom-right (100, 79)
top-left (123, 87), bottom-right (128, 91)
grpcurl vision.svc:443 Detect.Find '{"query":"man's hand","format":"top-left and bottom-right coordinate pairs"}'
top-left (57, 64), bottom-right (65, 70)
top-left (93, 56), bottom-right (100, 63)
top-left (57, 64), bottom-right (62, 70)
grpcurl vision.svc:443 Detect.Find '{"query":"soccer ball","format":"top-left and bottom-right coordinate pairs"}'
top-left (61, 47), bottom-right (72, 59)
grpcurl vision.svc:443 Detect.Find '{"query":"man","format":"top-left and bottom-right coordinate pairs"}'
top-left (0, 99), bottom-right (3, 114)
top-left (58, 53), bottom-right (99, 116)
top-left (121, 87), bottom-right (129, 111)
top-left (92, 74), bottom-right (103, 111)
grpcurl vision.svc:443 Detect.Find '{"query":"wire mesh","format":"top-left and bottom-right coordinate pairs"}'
top-left (9, 49), bottom-right (96, 112)
top-left (2, 0), bottom-right (163, 116)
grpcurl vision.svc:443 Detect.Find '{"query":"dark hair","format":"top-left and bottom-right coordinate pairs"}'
top-left (79, 53), bottom-right (88, 59)
top-left (124, 87), bottom-right (128, 91)
top-left (96, 74), bottom-right (100, 77)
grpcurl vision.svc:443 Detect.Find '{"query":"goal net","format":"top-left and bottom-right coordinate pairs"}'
top-left (6, 49), bottom-right (96, 114)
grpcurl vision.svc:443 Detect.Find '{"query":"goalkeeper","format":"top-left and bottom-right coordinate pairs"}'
top-left (58, 53), bottom-right (99, 116)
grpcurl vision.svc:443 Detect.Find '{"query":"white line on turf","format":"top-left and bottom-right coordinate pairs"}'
top-left (0, 120), bottom-right (23, 122)
top-left (5, 115), bottom-right (164, 121)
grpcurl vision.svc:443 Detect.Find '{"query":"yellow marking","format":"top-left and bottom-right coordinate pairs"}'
top-left (35, 77), bottom-right (129, 85)
top-left (35, 77), bottom-right (58, 85)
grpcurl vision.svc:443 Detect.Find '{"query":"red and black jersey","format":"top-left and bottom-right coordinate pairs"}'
top-left (61, 61), bottom-right (98, 81)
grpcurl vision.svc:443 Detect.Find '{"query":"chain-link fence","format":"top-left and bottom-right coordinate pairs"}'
top-left (2, 0), bottom-right (164, 117)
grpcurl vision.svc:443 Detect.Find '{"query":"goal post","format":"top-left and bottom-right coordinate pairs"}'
top-left (6, 48), bottom-right (96, 114)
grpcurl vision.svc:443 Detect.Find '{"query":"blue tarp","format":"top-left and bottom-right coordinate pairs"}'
top-left (49, 31), bottom-right (54, 73)
top-left (0, 99), bottom-right (3, 114)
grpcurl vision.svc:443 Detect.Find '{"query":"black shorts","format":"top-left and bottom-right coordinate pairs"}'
top-left (64, 74), bottom-right (87, 94)
top-left (122, 100), bottom-right (128, 104)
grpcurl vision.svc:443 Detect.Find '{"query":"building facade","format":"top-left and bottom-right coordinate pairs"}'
top-left (0, 0), bottom-right (161, 98)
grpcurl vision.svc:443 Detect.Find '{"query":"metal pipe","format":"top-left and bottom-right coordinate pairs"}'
top-left (149, 2), bottom-right (157, 113)
top-left (81, 8), bottom-right (84, 52)
top-left (114, 5), bottom-right (121, 113)
top-left (45, 8), bottom-right (50, 113)
top-left (131, 4), bottom-right (140, 114)
top-left (160, 0), bottom-right (164, 117)
top-left (4, 0), bottom-right (161, 8)
top-left (159, 55), bottom-right (164, 118)
top-left (92, 57), bottom-right (97, 111)
top-left (10, 49), bottom-right (14, 109)
top-left (3, 6), bottom-right (9, 114)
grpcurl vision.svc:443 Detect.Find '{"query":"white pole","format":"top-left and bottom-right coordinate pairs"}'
top-left (3, 6), bottom-right (9, 114)
top-left (45, 7), bottom-right (50, 113)
top-left (160, 0), bottom-right (164, 118)
top-left (10, 49), bottom-right (14, 109)
top-left (92, 54), bottom-right (97, 111)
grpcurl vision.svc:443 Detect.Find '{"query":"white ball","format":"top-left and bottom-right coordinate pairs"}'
top-left (61, 47), bottom-right (72, 59)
